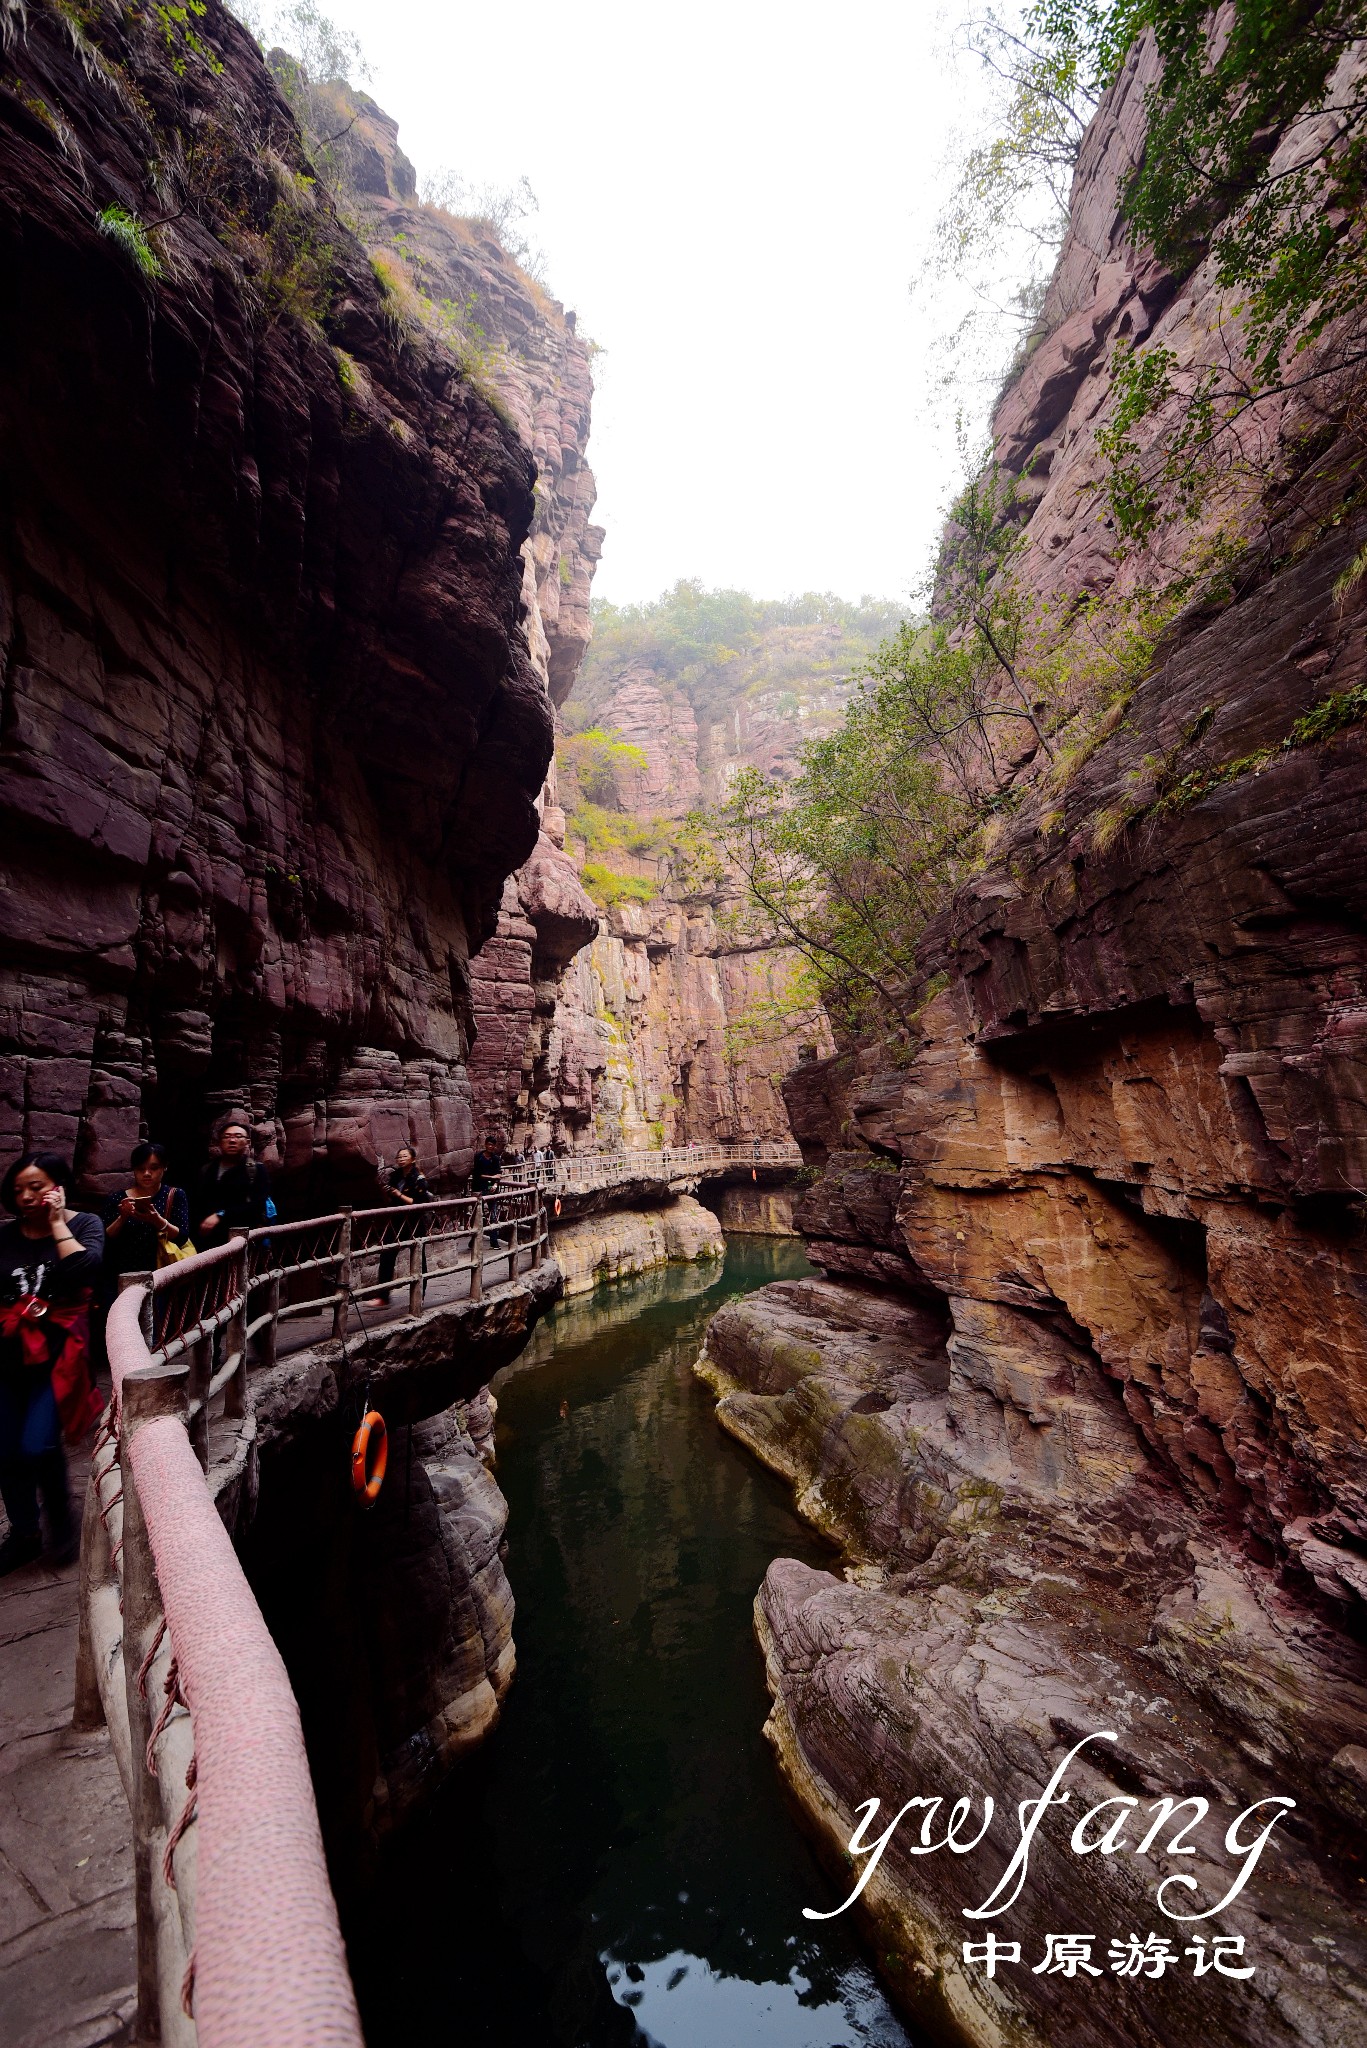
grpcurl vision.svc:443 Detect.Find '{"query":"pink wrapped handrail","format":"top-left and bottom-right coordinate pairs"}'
top-left (106, 1285), bottom-right (362, 2046)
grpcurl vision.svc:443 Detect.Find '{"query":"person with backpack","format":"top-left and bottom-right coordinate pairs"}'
top-left (195, 1115), bottom-right (271, 1248)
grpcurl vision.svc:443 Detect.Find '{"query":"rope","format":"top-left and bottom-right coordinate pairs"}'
top-left (180, 1946), bottom-right (197, 2019)
top-left (162, 1754), bottom-right (198, 1886)
top-left (135, 1617), bottom-right (167, 1700)
top-left (145, 1656), bottom-right (187, 1776)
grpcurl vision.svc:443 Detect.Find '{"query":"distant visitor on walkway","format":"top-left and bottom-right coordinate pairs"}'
top-left (377, 1145), bottom-right (430, 1301)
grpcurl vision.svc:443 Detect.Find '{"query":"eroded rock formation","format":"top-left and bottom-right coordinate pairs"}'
top-left (0, 2), bottom-right (573, 1203)
top-left (694, 31), bottom-right (1367, 2048)
top-left (515, 645), bottom-right (855, 1155)
top-left (0, 0), bottom-right (584, 1864)
top-left (318, 85), bottom-right (606, 1152)
top-left (552, 1193), bottom-right (725, 1297)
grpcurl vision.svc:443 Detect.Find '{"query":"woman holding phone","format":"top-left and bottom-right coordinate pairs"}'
top-left (0, 1153), bottom-right (104, 1575)
top-left (101, 1141), bottom-right (189, 1286)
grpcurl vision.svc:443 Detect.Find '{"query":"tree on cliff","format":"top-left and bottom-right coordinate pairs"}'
top-left (952, 0), bottom-right (1367, 539)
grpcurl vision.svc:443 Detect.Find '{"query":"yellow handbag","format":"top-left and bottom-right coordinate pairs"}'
top-left (156, 1189), bottom-right (196, 1266)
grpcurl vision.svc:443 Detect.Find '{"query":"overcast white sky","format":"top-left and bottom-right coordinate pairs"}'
top-left (300, 1), bottom-right (996, 606)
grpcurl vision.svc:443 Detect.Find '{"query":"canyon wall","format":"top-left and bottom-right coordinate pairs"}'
top-left (0, 0), bottom-right (588, 1864)
top-left (697, 34), bottom-right (1367, 2048)
top-left (315, 86), bottom-right (607, 1155)
top-left (0, 0), bottom-right (581, 1208)
top-left (499, 612), bottom-right (897, 1154)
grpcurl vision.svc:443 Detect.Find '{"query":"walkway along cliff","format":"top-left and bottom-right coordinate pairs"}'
top-left (0, 1), bottom-right (606, 2037)
top-left (694, 29), bottom-right (1367, 2048)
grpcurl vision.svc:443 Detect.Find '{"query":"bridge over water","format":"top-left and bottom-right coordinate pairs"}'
top-left (1, 1141), bottom-right (806, 2046)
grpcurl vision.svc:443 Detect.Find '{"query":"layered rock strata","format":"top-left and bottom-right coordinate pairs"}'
top-left (551, 1193), bottom-right (724, 1297)
top-left (0, 1), bottom-right (567, 1203)
top-left (521, 653), bottom-right (840, 1155)
top-left (543, 889), bottom-right (832, 1154)
top-left (319, 87), bottom-right (605, 1147)
top-left (0, 0), bottom-right (578, 1863)
top-left (694, 31), bottom-right (1367, 2048)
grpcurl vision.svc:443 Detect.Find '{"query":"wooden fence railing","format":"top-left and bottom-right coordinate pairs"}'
top-left (499, 1138), bottom-right (803, 1194)
top-left (75, 1184), bottom-right (549, 2044)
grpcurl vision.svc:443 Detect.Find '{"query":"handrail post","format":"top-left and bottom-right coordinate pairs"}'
top-left (408, 1222), bottom-right (424, 1319)
top-left (72, 1444), bottom-right (110, 1732)
top-left (260, 1268), bottom-right (281, 1373)
top-left (470, 1201), bottom-right (484, 1303)
top-left (119, 1360), bottom-right (190, 2045)
top-left (333, 1205), bottom-right (353, 1342)
top-left (187, 1333), bottom-right (211, 1472)
top-left (224, 1229), bottom-right (249, 1420)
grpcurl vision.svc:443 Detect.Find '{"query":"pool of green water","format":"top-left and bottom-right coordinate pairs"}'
top-left (355, 1238), bottom-right (916, 2048)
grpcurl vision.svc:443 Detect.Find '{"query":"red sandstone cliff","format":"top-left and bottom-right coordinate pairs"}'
top-left (500, 616), bottom-right (896, 1155)
top-left (0, 4), bottom-right (602, 1204)
top-left (0, 0), bottom-right (590, 1863)
top-left (304, 94), bottom-right (608, 1151)
top-left (695, 32), bottom-right (1367, 2048)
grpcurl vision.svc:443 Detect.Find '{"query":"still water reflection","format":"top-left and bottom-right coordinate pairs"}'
top-left (355, 1240), bottom-right (915, 2048)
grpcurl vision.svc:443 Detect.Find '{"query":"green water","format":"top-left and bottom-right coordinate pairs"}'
top-left (356, 1240), bottom-right (915, 2048)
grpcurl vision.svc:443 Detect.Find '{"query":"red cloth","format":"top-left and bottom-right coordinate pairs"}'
top-left (0, 1294), bottom-right (103, 1442)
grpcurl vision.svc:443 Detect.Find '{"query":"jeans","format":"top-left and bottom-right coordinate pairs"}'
top-left (0, 1373), bottom-right (67, 1543)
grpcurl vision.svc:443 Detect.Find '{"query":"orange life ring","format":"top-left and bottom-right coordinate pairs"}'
top-left (553, 1196), bottom-right (562, 1216)
top-left (351, 1410), bottom-right (388, 1507)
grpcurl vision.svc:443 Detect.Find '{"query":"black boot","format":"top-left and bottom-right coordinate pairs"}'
top-left (0, 1526), bottom-right (42, 1575)
top-left (36, 1451), bottom-right (76, 1568)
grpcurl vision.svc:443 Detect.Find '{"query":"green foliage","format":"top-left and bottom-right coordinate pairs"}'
top-left (257, 3), bottom-right (372, 198)
top-left (260, 194), bottom-right (333, 322)
top-left (96, 204), bottom-right (161, 279)
top-left (720, 959), bottom-right (826, 1064)
top-left (368, 244), bottom-right (420, 338)
top-left (716, 507), bottom-right (1213, 1034)
top-left (580, 861), bottom-right (658, 908)
top-left (1017, 0), bottom-right (1367, 533)
top-left (151, 0), bottom-right (223, 76)
top-left (557, 727), bottom-right (649, 804)
top-left (578, 581), bottom-right (906, 732)
top-left (567, 800), bottom-right (668, 859)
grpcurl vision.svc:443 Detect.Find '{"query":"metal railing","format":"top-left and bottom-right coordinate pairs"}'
top-left (75, 1184), bottom-right (550, 2044)
top-left (500, 1138), bottom-right (803, 1195)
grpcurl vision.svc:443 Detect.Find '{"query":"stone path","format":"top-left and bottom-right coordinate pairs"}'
top-left (0, 1443), bottom-right (136, 2048)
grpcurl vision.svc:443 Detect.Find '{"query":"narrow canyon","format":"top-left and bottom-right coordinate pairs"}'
top-left (0, 5), bottom-right (1364, 2048)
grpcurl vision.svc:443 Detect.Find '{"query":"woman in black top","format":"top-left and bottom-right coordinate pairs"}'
top-left (377, 1146), bottom-right (430, 1302)
top-left (101, 1142), bottom-right (190, 1291)
top-left (0, 1152), bottom-right (104, 1575)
